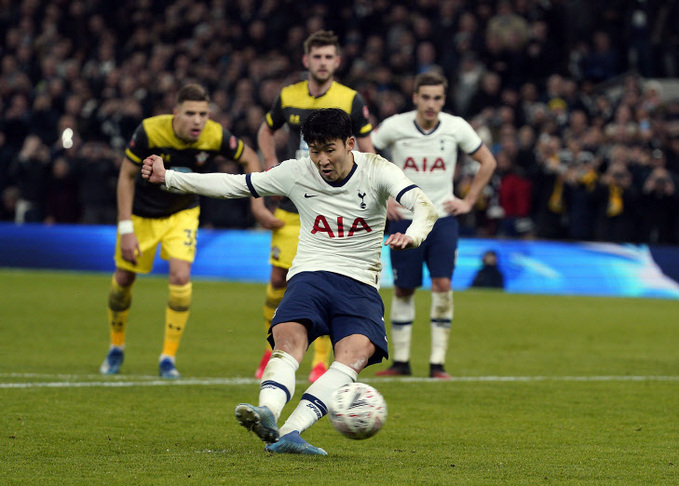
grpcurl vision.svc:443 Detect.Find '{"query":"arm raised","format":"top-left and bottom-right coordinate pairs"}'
top-left (141, 154), bottom-right (253, 199)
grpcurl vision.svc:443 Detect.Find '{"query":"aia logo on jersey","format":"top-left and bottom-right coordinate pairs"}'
top-left (362, 105), bottom-right (370, 120)
top-left (403, 157), bottom-right (446, 172)
top-left (195, 151), bottom-right (209, 165)
top-left (311, 215), bottom-right (372, 238)
top-left (229, 135), bottom-right (238, 150)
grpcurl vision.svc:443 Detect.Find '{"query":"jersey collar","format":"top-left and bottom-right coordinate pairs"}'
top-left (325, 160), bottom-right (358, 188)
top-left (307, 80), bottom-right (335, 99)
top-left (413, 119), bottom-right (441, 136)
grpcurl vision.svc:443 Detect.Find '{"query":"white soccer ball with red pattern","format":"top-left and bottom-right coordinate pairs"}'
top-left (328, 382), bottom-right (387, 440)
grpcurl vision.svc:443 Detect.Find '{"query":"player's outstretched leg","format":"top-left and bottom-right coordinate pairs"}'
top-left (234, 403), bottom-right (279, 444)
top-left (265, 431), bottom-right (327, 455)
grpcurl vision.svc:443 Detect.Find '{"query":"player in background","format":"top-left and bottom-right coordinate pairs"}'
top-left (371, 71), bottom-right (497, 379)
top-left (256, 30), bottom-right (375, 383)
top-left (99, 83), bottom-right (277, 379)
top-left (141, 108), bottom-right (437, 455)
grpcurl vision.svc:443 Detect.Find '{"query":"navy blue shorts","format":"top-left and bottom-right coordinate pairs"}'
top-left (269, 271), bottom-right (388, 366)
top-left (389, 215), bottom-right (458, 289)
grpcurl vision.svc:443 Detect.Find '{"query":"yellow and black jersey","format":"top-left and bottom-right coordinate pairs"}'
top-left (264, 80), bottom-right (372, 212)
top-left (125, 115), bottom-right (245, 218)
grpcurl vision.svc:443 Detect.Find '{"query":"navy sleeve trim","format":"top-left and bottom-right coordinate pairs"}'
top-left (245, 174), bottom-right (260, 198)
top-left (467, 140), bottom-right (483, 155)
top-left (395, 184), bottom-right (418, 204)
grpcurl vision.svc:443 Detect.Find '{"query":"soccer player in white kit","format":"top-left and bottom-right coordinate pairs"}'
top-left (141, 108), bottom-right (437, 455)
top-left (371, 72), bottom-right (497, 379)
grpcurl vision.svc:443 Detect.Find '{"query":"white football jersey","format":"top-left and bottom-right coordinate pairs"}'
top-left (371, 111), bottom-right (482, 218)
top-left (165, 152), bottom-right (434, 288)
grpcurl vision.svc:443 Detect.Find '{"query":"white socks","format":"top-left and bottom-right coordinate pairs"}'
top-left (390, 294), bottom-right (415, 362)
top-left (279, 361), bottom-right (357, 436)
top-left (430, 291), bottom-right (453, 364)
top-left (259, 350), bottom-right (299, 420)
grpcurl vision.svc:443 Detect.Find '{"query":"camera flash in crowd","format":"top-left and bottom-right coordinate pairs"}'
top-left (62, 128), bottom-right (74, 149)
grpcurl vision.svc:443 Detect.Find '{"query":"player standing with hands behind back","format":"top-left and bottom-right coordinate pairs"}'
top-left (371, 71), bottom-right (497, 379)
top-left (256, 30), bottom-right (375, 382)
top-left (99, 83), bottom-right (275, 379)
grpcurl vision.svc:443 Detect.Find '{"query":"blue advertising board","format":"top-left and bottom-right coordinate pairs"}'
top-left (1, 223), bottom-right (678, 299)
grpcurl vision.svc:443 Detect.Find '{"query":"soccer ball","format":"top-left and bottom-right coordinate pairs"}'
top-left (328, 382), bottom-right (387, 440)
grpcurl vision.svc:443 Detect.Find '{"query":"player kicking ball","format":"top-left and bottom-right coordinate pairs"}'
top-left (141, 108), bottom-right (437, 455)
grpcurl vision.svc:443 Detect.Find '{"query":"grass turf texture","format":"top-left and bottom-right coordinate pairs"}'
top-left (1, 269), bottom-right (678, 485)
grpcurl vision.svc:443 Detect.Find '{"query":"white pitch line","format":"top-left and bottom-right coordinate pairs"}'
top-left (2, 374), bottom-right (679, 389)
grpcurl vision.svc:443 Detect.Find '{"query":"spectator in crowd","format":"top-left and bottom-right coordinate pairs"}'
top-left (44, 155), bottom-right (80, 224)
top-left (562, 142), bottom-right (600, 241)
top-left (495, 149), bottom-right (533, 238)
top-left (638, 167), bottom-right (678, 244)
top-left (595, 160), bottom-right (639, 243)
top-left (531, 134), bottom-right (568, 239)
top-left (74, 141), bottom-right (119, 225)
top-left (9, 135), bottom-right (51, 223)
top-left (471, 250), bottom-right (505, 289)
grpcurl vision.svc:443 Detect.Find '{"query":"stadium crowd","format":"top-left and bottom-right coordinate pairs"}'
top-left (1, 0), bottom-right (678, 244)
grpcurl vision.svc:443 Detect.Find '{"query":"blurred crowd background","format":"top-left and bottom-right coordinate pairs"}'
top-left (1, 0), bottom-right (678, 244)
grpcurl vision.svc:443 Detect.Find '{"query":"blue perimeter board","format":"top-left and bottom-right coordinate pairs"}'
top-left (1, 222), bottom-right (678, 299)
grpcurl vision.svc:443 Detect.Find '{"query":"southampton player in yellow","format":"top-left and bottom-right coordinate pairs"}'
top-left (256, 30), bottom-right (375, 382)
top-left (100, 83), bottom-right (275, 378)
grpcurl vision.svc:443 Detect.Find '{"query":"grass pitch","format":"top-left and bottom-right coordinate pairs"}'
top-left (1, 269), bottom-right (678, 485)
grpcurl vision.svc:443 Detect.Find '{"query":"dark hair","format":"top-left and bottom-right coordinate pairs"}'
top-left (303, 30), bottom-right (339, 55)
top-left (414, 71), bottom-right (448, 92)
top-left (301, 108), bottom-right (352, 146)
top-left (176, 83), bottom-right (210, 104)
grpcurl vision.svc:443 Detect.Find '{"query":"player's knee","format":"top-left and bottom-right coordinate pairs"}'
top-left (169, 268), bottom-right (191, 286)
top-left (272, 322), bottom-right (308, 360)
top-left (394, 286), bottom-right (414, 298)
top-left (114, 269), bottom-right (136, 287)
top-left (430, 277), bottom-right (451, 293)
top-left (334, 336), bottom-right (374, 372)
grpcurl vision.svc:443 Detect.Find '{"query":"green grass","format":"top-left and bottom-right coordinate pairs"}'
top-left (1, 269), bottom-right (678, 485)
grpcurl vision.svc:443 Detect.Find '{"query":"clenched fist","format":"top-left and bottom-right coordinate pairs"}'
top-left (141, 155), bottom-right (167, 184)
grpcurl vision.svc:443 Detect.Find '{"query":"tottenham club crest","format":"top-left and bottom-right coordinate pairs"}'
top-left (358, 190), bottom-right (367, 209)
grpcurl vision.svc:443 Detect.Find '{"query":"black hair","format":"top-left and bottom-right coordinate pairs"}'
top-left (301, 108), bottom-right (352, 146)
